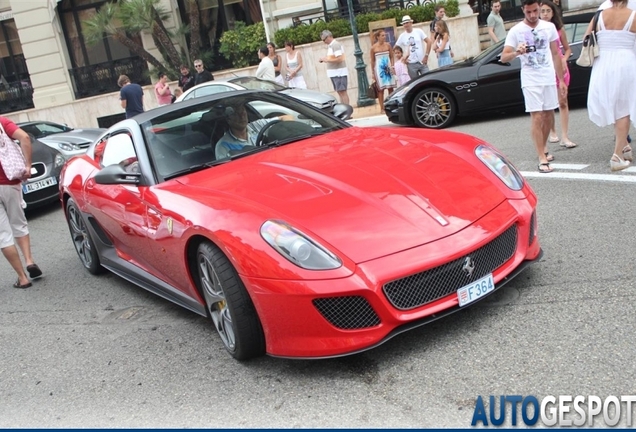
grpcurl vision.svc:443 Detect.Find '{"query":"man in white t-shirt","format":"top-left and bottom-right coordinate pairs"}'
top-left (255, 46), bottom-right (275, 81)
top-left (500, 0), bottom-right (567, 173)
top-left (396, 15), bottom-right (432, 80)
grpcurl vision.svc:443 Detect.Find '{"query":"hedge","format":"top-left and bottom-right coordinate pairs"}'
top-left (219, 0), bottom-right (459, 69)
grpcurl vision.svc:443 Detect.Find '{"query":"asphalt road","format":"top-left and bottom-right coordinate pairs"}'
top-left (1, 106), bottom-right (635, 427)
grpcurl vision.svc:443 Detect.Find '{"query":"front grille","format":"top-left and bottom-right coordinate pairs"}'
top-left (383, 224), bottom-right (518, 310)
top-left (30, 162), bottom-right (47, 180)
top-left (77, 141), bottom-right (91, 149)
top-left (313, 296), bottom-right (381, 329)
top-left (529, 211), bottom-right (536, 246)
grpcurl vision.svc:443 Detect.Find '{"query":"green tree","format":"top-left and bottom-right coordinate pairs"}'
top-left (83, 0), bottom-right (205, 79)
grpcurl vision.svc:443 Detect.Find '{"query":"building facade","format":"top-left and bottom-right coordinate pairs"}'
top-left (1, 0), bottom-right (601, 128)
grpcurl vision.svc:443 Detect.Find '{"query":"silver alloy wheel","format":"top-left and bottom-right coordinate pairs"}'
top-left (413, 88), bottom-right (455, 128)
top-left (68, 204), bottom-right (93, 269)
top-left (198, 253), bottom-right (236, 352)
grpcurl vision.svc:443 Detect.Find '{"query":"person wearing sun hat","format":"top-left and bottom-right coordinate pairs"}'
top-left (395, 14), bottom-right (433, 80)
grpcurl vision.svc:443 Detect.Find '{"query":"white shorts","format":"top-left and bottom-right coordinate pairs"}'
top-left (0, 184), bottom-right (29, 249)
top-left (522, 85), bottom-right (559, 112)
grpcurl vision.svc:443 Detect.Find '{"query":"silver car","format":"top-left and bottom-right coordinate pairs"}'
top-left (18, 121), bottom-right (105, 160)
top-left (176, 76), bottom-right (338, 113)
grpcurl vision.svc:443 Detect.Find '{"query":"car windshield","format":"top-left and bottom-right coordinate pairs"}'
top-left (472, 40), bottom-right (504, 62)
top-left (229, 76), bottom-right (286, 92)
top-left (141, 93), bottom-right (349, 181)
top-left (19, 122), bottom-right (73, 138)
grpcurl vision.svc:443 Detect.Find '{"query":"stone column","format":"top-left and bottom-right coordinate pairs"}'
top-left (457, 0), bottom-right (476, 16)
top-left (11, 0), bottom-right (75, 109)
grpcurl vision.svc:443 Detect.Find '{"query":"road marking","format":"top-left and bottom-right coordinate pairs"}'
top-left (548, 163), bottom-right (589, 170)
top-left (623, 167), bottom-right (636, 173)
top-left (521, 171), bottom-right (636, 183)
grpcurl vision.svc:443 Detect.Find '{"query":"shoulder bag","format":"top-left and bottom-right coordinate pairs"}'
top-left (0, 122), bottom-right (28, 180)
top-left (367, 81), bottom-right (378, 99)
top-left (576, 11), bottom-right (601, 68)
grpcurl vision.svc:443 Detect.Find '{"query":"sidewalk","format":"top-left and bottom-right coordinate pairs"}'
top-left (351, 102), bottom-right (384, 120)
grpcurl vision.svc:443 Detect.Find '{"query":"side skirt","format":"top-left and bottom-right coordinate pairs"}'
top-left (85, 213), bottom-right (207, 317)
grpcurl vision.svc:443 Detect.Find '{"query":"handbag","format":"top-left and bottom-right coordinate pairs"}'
top-left (576, 11), bottom-right (601, 68)
top-left (0, 122), bottom-right (28, 181)
top-left (367, 81), bottom-right (378, 99)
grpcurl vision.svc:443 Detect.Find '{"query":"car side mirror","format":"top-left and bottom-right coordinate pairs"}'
top-left (332, 103), bottom-right (353, 121)
top-left (95, 163), bottom-right (140, 185)
top-left (495, 54), bottom-right (511, 66)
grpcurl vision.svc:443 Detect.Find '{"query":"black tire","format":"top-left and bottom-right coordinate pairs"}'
top-left (196, 242), bottom-right (265, 360)
top-left (411, 87), bottom-right (457, 129)
top-left (66, 198), bottom-right (104, 275)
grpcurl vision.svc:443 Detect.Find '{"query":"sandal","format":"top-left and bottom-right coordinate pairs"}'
top-left (610, 154), bottom-right (630, 172)
top-left (13, 280), bottom-right (32, 289)
top-left (538, 162), bottom-right (553, 173)
top-left (622, 146), bottom-right (633, 162)
top-left (548, 135), bottom-right (560, 143)
top-left (544, 152), bottom-right (555, 162)
top-left (26, 264), bottom-right (42, 279)
top-left (561, 141), bottom-right (577, 149)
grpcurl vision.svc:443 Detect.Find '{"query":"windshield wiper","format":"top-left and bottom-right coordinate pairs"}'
top-left (163, 163), bottom-right (214, 180)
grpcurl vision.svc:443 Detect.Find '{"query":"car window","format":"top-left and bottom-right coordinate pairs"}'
top-left (20, 123), bottom-right (70, 138)
top-left (230, 76), bottom-right (285, 91)
top-left (565, 23), bottom-right (587, 44)
top-left (101, 132), bottom-right (138, 173)
top-left (194, 85), bottom-right (233, 98)
top-left (141, 94), bottom-right (349, 180)
top-left (37, 123), bottom-right (71, 135)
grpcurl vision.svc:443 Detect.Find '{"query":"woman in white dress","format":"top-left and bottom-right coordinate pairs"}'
top-left (284, 41), bottom-right (307, 89)
top-left (586, 0), bottom-right (636, 171)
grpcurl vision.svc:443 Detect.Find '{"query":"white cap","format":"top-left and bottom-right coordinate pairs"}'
top-left (401, 15), bottom-right (413, 24)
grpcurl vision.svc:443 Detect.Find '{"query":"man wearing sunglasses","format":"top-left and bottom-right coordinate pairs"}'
top-left (194, 60), bottom-right (214, 86)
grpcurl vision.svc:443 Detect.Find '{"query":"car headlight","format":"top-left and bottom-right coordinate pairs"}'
top-left (475, 145), bottom-right (524, 191)
top-left (54, 153), bottom-right (65, 168)
top-left (260, 220), bottom-right (342, 270)
top-left (58, 142), bottom-right (80, 152)
top-left (389, 86), bottom-right (409, 101)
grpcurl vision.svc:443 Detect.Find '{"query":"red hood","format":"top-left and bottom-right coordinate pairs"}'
top-left (176, 127), bottom-right (506, 263)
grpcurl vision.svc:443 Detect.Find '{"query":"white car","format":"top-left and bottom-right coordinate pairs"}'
top-left (176, 76), bottom-right (338, 114)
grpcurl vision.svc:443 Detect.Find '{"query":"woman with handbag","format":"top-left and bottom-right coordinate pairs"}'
top-left (586, 0), bottom-right (636, 171)
top-left (0, 116), bottom-right (43, 288)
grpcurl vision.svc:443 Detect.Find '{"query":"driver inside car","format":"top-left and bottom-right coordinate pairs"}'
top-left (214, 102), bottom-right (293, 160)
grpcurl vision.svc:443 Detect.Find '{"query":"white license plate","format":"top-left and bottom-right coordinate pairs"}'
top-left (23, 176), bottom-right (57, 194)
top-left (457, 273), bottom-right (495, 307)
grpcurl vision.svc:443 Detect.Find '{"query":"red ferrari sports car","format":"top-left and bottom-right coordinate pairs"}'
top-left (60, 91), bottom-right (542, 360)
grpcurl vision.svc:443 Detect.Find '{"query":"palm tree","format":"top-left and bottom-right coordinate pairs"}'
top-left (83, 0), bottom-right (204, 78)
top-left (119, 0), bottom-right (183, 70)
top-left (83, 2), bottom-right (168, 74)
top-left (186, 0), bottom-right (202, 60)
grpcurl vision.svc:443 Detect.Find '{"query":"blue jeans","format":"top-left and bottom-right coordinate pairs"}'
top-left (438, 51), bottom-right (452, 67)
